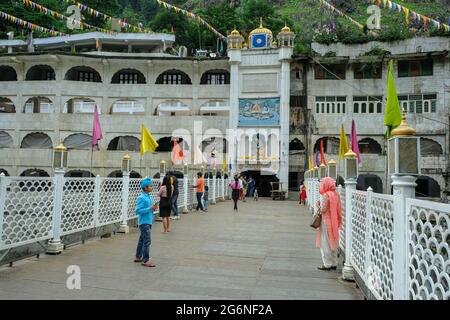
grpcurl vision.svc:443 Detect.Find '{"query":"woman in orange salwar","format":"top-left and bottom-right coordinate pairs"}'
top-left (316, 177), bottom-right (342, 271)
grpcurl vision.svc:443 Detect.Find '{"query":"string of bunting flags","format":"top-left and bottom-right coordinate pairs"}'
top-left (374, 0), bottom-right (450, 32)
top-left (155, 0), bottom-right (226, 40)
top-left (0, 10), bottom-right (65, 36)
top-left (64, 0), bottom-right (150, 32)
top-left (21, 0), bottom-right (113, 34)
top-left (317, 0), bottom-right (377, 35)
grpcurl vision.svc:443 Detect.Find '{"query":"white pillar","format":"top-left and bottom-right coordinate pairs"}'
top-left (279, 47), bottom-right (292, 193)
top-left (212, 175), bottom-right (217, 204)
top-left (183, 176), bottom-right (189, 213)
top-left (342, 178), bottom-right (356, 281)
top-left (392, 175), bottom-right (416, 300)
top-left (47, 169), bottom-right (65, 254)
top-left (119, 172), bottom-right (130, 233)
top-left (93, 175), bottom-right (101, 226)
top-left (222, 176), bottom-right (225, 201)
top-left (228, 49), bottom-right (241, 173)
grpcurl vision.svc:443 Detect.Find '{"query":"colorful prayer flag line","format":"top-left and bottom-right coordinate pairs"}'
top-left (375, 0), bottom-right (450, 32)
top-left (0, 11), bottom-right (65, 36)
top-left (22, 0), bottom-right (113, 34)
top-left (64, 0), bottom-right (150, 33)
top-left (155, 0), bottom-right (226, 40)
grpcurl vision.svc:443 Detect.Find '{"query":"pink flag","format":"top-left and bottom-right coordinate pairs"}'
top-left (92, 105), bottom-right (103, 149)
top-left (351, 120), bottom-right (362, 163)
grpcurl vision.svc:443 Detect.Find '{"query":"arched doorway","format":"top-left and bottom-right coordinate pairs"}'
top-left (108, 170), bottom-right (142, 178)
top-left (415, 176), bottom-right (440, 198)
top-left (64, 170), bottom-right (95, 177)
top-left (357, 174), bottom-right (383, 193)
top-left (239, 170), bottom-right (279, 197)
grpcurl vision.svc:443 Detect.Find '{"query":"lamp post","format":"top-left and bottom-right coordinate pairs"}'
top-left (159, 160), bottom-right (166, 177)
top-left (319, 163), bottom-right (326, 180)
top-left (183, 163), bottom-right (189, 213)
top-left (344, 150), bottom-right (358, 180)
top-left (389, 112), bottom-right (419, 300)
top-left (122, 154), bottom-right (131, 173)
top-left (328, 159), bottom-right (337, 180)
top-left (342, 149), bottom-right (358, 281)
top-left (119, 154), bottom-right (132, 233)
top-left (47, 142), bottom-right (68, 254)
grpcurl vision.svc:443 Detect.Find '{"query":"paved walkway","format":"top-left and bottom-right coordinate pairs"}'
top-left (0, 199), bottom-right (363, 300)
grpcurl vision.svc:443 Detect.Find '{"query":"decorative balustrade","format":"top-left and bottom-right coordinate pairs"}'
top-left (0, 174), bottom-right (229, 253)
top-left (406, 198), bottom-right (450, 300)
top-left (305, 176), bottom-right (449, 300)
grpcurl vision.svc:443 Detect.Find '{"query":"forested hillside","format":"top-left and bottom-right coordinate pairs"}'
top-left (1, 0), bottom-right (449, 54)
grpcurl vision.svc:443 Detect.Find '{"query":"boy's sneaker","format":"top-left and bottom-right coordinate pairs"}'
top-left (170, 216), bottom-right (180, 220)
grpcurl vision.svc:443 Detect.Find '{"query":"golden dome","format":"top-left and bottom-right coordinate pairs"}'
top-left (391, 111), bottom-right (416, 137)
top-left (344, 149), bottom-right (357, 159)
top-left (281, 24), bottom-right (291, 33)
top-left (230, 27), bottom-right (241, 36)
top-left (328, 159), bottom-right (336, 166)
top-left (250, 17), bottom-right (272, 36)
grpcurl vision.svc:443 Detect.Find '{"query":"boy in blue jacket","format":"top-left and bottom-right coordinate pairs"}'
top-left (134, 178), bottom-right (158, 267)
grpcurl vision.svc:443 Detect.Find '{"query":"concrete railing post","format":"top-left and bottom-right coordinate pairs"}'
top-left (183, 176), bottom-right (189, 213)
top-left (93, 175), bottom-right (101, 227)
top-left (119, 172), bottom-right (130, 233)
top-left (392, 175), bottom-right (416, 300)
top-left (47, 169), bottom-right (65, 254)
top-left (0, 173), bottom-right (6, 249)
top-left (342, 178), bottom-right (357, 281)
top-left (212, 175), bottom-right (217, 204)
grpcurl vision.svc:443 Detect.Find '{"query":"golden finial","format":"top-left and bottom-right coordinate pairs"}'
top-left (55, 142), bottom-right (67, 151)
top-left (328, 159), bottom-right (336, 166)
top-left (391, 110), bottom-right (416, 137)
top-left (260, 17), bottom-right (263, 28)
top-left (344, 149), bottom-right (357, 158)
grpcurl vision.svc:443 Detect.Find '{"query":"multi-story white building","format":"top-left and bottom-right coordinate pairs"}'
top-left (0, 29), bottom-right (448, 198)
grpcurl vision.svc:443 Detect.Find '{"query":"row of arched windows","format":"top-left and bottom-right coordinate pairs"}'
top-left (0, 97), bottom-right (229, 115)
top-left (288, 136), bottom-right (443, 156)
top-left (0, 131), bottom-right (444, 156)
top-left (0, 65), bottom-right (230, 85)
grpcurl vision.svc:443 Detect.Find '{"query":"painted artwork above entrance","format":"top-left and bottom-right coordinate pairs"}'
top-left (238, 97), bottom-right (280, 126)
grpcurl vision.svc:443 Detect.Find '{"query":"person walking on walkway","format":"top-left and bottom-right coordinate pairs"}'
top-left (248, 176), bottom-right (256, 198)
top-left (158, 175), bottom-right (172, 234)
top-left (229, 176), bottom-right (241, 211)
top-left (169, 171), bottom-right (180, 220)
top-left (134, 177), bottom-right (158, 267)
top-left (203, 185), bottom-right (209, 212)
top-left (193, 172), bottom-right (206, 212)
top-left (300, 184), bottom-right (307, 205)
top-left (316, 177), bottom-right (342, 271)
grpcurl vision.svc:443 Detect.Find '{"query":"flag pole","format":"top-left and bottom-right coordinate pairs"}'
top-left (90, 146), bottom-right (93, 175)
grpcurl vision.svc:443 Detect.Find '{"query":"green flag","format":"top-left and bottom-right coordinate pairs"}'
top-left (384, 60), bottom-right (402, 138)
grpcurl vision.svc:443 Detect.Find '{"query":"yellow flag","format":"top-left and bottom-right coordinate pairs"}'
top-left (140, 125), bottom-right (158, 156)
top-left (338, 124), bottom-right (349, 160)
top-left (308, 153), bottom-right (312, 170)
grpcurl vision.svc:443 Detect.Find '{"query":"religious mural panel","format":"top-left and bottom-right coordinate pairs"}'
top-left (238, 97), bottom-right (280, 126)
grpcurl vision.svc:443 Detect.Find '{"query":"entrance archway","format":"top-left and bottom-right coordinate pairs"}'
top-left (239, 170), bottom-right (279, 197)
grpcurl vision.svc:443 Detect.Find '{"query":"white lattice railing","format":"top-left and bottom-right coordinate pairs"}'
top-left (304, 176), bottom-right (449, 300)
top-left (0, 174), bottom-right (229, 252)
top-left (0, 177), bottom-right (55, 250)
top-left (367, 192), bottom-right (394, 300)
top-left (406, 198), bottom-right (450, 300)
top-left (350, 190), bottom-right (368, 279)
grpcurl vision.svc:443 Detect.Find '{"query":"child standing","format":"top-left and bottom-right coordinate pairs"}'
top-left (134, 178), bottom-right (158, 267)
top-left (203, 186), bottom-right (209, 212)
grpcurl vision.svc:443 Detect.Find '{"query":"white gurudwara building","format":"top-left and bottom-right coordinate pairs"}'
top-left (0, 24), bottom-right (448, 198)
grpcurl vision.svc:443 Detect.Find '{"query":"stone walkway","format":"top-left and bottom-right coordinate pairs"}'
top-left (0, 199), bottom-right (363, 300)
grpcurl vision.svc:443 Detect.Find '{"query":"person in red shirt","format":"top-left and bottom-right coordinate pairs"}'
top-left (192, 172), bottom-right (206, 212)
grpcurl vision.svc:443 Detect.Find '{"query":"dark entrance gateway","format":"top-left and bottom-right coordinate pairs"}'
top-left (239, 170), bottom-right (279, 197)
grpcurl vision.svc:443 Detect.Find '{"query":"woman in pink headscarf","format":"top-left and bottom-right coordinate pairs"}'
top-left (316, 177), bottom-right (342, 271)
